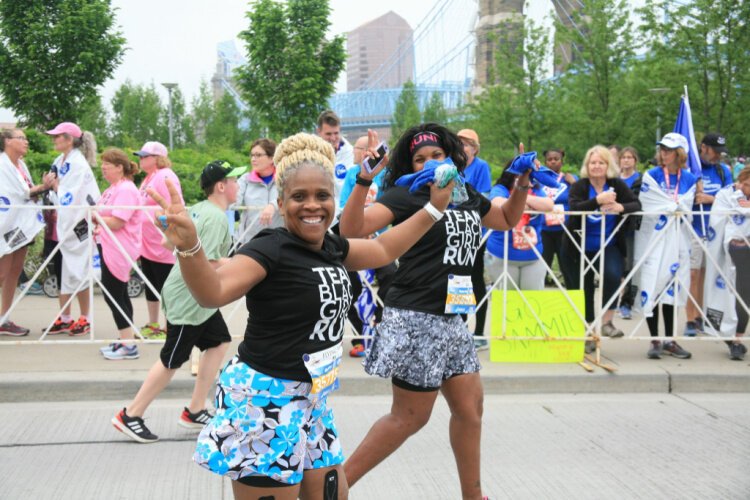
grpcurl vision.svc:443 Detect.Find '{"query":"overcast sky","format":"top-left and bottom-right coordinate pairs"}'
top-left (1, 0), bottom-right (565, 123)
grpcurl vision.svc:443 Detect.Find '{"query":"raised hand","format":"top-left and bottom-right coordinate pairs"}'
top-left (147, 179), bottom-right (198, 252)
top-left (429, 179), bottom-right (455, 212)
top-left (359, 129), bottom-right (389, 180)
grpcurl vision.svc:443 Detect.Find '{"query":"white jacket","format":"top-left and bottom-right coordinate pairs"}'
top-left (0, 153), bottom-right (44, 256)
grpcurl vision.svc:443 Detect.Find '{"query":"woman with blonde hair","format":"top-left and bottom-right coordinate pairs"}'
top-left (45, 122), bottom-right (101, 336)
top-left (150, 132), bottom-right (454, 499)
top-left (96, 148), bottom-right (143, 359)
top-left (0, 129), bottom-right (51, 335)
top-left (135, 141), bottom-right (182, 339)
top-left (567, 145), bottom-right (640, 345)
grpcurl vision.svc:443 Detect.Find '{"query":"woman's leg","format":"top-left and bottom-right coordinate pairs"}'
top-left (299, 464), bottom-right (349, 500)
top-left (100, 252), bottom-right (135, 339)
top-left (344, 384), bottom-right (439, 487)
top-left (440, 373), bottom-right (484, 500)
top-left (601, 246), bottom-right (624, 326)
top-left (126, 360), bottom-right (178, 417)
top-left (519, 259), bottom-right (547, 291)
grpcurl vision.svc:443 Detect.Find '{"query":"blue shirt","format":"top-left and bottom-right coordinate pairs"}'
top-left (486, 184), bottom-right (545, 261)
top-left (463, 157), bottom-right (492, 195)
top-left (622, 171), bottom-right (641, 189)
top-left (541, 173), bottom-right (577, 232)
top-left (645, 166), bottom-right (698, 197)
top-left (584, 182), bottom-right (617, 252)
top-left (692, 162), bottom-right (732, 237)
top-left (339, 164), bottom-right (386, 209)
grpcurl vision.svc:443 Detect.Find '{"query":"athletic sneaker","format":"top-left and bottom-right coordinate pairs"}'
top-left (618, 305), bottom-right (632, 320)
top-left (663, 341), bottom-right (691, 359)
top-left (349, 344), bottom-right (366, 358)
top-left (18, 282), bottom-right (44, 296)
top-left (112, 408), bottom-right (159, 443)
top-left (728, 342), bottom-right (747, 361)
top-left (0, 321), bottom-right (30, 336)
top-left (140, 322), bottom-right (165, 339)
top-left (647, 341), bottom-right (663, 359)
top-left (47, 318), bottom-right (74, 335)
top-left (69, 317), bottom-right (91, 336)
top-left (601, 322), bottom-right (624, 338)
top-left (178, 407), bottom-right (213, 430)
top-left (99, 342), bottom-right (118, 354)
top-left (103, 343), bottom-right (139, 360)
top-left (474, 337), bottom-right (489, 351)
top-left (684, 320), bottom-right (699, 337)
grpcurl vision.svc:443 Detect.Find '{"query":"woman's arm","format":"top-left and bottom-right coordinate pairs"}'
top-left (344, 180), bottom-right (453, 271)
top-left (568, 180), bottom-right (600, 211)
top-left (482, 171), bottom-right (531, 231)
top-left (526, 194), bottom-right (554, 212)
top-left (147, 179), bottom-right (267, 308)
top-left (99, 215), bottom-right (126, 231)
top-left (616, 180), bottom-right (641, 214)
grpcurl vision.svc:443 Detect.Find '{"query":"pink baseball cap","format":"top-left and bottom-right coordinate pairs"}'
top-left (46, 122), bottom-right (82, 138)
top-left (133, 141), bottom-right (168, 157)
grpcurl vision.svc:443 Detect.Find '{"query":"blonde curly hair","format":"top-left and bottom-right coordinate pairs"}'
top-left (274, 133), bottom-right (335, 195)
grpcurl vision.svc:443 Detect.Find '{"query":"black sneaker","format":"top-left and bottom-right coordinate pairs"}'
top-left (647, 341), bottom-right (663, 359)
top-left (178, 407), bottom-right (213, 430)
top-left (728, 342), bottom-right (747, 361)
top-left (112, 408), bottom-right (159, 443)
top-left (664, 341), bottom-right (691, 359)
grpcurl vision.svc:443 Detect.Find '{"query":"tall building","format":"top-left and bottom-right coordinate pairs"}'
top-left (346, 11), bottom-right (414, 91)
top-left (474, 0), bottom-right (525, 88)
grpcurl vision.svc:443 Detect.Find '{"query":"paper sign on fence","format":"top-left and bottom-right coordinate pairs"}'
top-left (489, 289), bottom-right (585, 363)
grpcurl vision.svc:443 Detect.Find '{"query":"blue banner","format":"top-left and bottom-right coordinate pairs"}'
top-left (673, 94), bottom-right (703, 178)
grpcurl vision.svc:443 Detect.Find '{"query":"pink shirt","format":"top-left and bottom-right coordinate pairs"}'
top-left (98, 180), bottom-right (142, 282)
top-left (139, 168), bottom-right (183, 263)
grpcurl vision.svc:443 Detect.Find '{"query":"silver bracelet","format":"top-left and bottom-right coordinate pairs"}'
top-left (174, 239), bottom-right (202, 258)
top-left (423, 202), bottom-right (445, 222)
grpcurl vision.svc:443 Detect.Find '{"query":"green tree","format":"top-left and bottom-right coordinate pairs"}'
top-left (464, 20), bottom-right (553, 165)
top-left (109, 81), bottom-right (167, 147)
top-left (422, 92), bottom-right (448, 125)
top-left (0, 0), bottom-right (125, 127)
top-left (237, 0), bottom-right (345, 137)
top-left (190, 81), bottom-right (215, 145)
top-left (391, 81), bottom-right (422, 143)
top-left (552, 0), bottom-right (636, 149)
top-left (78, 94), bottom-right (109, 144)
top-left (639, 0), bottom-right (750, 152)
top-left (205, 93), bottom-right (244, 150)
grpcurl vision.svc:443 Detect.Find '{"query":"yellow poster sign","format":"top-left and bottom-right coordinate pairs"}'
top-left (489, 289), bottom-right (585, 363)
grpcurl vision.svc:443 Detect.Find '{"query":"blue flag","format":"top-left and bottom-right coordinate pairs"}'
top-left (673, 94), bottom-right (702, 178)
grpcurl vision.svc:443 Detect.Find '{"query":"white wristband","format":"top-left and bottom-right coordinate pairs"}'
top-left (423, 202), bottom-right (444, 222)
top-left (174, 238), bottom-right (202, 258)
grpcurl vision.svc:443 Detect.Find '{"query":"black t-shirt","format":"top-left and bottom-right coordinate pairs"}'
top-left (236, 228), bottom-right (352, 381)
top-left (377, 184), bottom-right (492, 315)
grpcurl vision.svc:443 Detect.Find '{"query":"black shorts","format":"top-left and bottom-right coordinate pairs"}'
top-left (160, 310), bottom-right (231, 369)
top-left (140, 257), bottom-right (173, 302)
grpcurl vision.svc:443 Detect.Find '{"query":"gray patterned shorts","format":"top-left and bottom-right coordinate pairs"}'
top-left (364, 307), bottom-right (481, 390)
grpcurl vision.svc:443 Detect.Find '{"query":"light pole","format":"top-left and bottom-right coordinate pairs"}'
top-left (648, 87), bottom-right (670, 145)
top-left (162, 83), bottom-right (178, 151)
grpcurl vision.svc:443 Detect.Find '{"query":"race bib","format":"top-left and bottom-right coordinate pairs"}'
top-left (303, 342), bottom-right (343, 401)
top-left (512, 225), bottom-right (538, 250)
top-left (445, 274), bottom-right (476, 314)
top-left (545, 204), bottom-right (565, 226)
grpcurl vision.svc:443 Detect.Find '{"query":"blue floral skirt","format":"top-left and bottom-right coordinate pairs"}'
top-left (194, 356), bottom-right (344, 485)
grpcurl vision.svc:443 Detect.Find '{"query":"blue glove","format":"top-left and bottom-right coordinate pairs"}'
top-left (530, 166), bottom-right (561, 188)
top-left (507, 152), bottom-right (537, 175)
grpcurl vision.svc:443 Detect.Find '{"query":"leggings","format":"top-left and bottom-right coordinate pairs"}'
top-left (542, 230), bottom-right (579, 289)
top-left (140, 257), bottom-right (173, 302)
top-left (729, 244), bottom-right (750, 334)
top-left (646, 304), bottom-right (675, 338)
top-left (583, 245), bottom-right (623, 323)
top-left (99, 246), bottom-right (133, 330)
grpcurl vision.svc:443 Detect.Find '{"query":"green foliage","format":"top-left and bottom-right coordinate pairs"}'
top-left (205, 93), bottom-right (243, 150)
top-left (237, 0), bottom-right (346, 137)
top-left (0, 0), bottom-right (125, 127)
top-left (162, 87), bottom-right (194, 148)
top-left (110, 81), bottom-right (167, 147)
top-left (391, 81), bottom-right (421, 144)
top-left (422, 92), bottom-right (447, 125)
top-left (78, 94), bottom-right (110, 144)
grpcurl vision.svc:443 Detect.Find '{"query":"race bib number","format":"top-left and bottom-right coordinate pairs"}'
top-left (445, 274), bottom-right (476, 314)
top-left (512, 225), bottom-right (538, 250)
top-left (303, 342), bottom-right (343, 401)
top-left (545, 204), bottom-right (565, 226)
